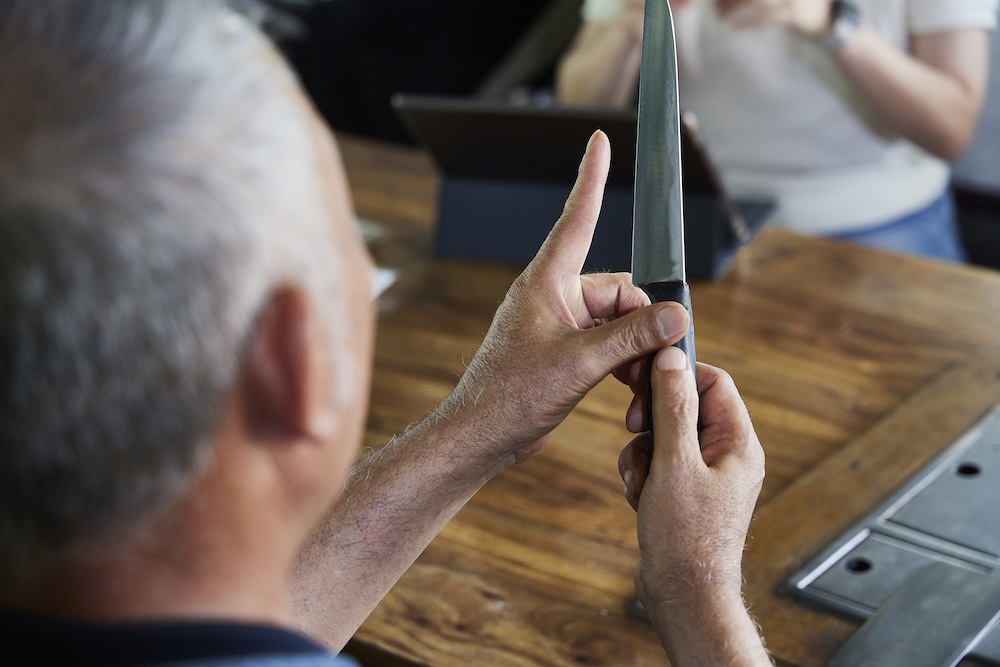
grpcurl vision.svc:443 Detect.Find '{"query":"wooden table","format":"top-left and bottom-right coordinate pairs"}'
top-left (338, 134), bottom-right (1000, 667)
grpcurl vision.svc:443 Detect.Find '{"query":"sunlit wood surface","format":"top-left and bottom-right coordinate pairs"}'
top-left (338, 134), bottom-right (1000, 666)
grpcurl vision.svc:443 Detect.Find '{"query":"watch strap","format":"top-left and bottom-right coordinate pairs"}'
top-left (821, 0), bottom-right (862, 52)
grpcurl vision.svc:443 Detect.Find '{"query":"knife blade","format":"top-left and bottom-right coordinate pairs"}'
top-left (632, 0), bottom-right (696, 376)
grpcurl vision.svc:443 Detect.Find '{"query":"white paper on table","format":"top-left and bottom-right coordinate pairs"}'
top-left (371, 266), bottom-right (397, 299)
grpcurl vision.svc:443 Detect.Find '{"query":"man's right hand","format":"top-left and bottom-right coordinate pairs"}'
top-left (432, 131), bottom-right (689, 472)
top-left (618, 346), bottom-right (771, 666)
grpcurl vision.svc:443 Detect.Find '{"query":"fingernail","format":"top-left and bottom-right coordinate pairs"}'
top-left (586, 130), bottom-right (601, 152)
top-left (622, 469), bottom-right (635, 497)
top-left (656, 346), bottom-right (687, 371)
top-left (655, 305), bottom-right (688, 338)
top-left (626, 403), bottom-right (641, 432)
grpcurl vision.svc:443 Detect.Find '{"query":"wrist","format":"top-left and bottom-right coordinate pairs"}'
top-left (640, 575), bottom-right (746, 621)
top-left (637, 547), bottom-right (746, 608)
top-left (646, 588), bottom-right (767, 667)
top-left (819, 0), bottom-right (862, 52)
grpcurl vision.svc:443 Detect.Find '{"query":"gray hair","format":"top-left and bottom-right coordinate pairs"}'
top-left (0, 0), bottom-right (353, 586)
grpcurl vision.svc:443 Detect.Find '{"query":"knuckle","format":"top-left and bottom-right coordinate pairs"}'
top-left (713, 365), bottom-right (737, 390)
top-left (612, 319), bottom-right (653, 363)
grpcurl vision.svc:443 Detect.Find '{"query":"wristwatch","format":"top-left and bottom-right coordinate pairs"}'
top-left (821, 0), bottom-right (862, 52)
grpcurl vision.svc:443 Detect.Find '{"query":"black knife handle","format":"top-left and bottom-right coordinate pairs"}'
top-left (638, 280), bottom-right (696, 374)
top-left (637, 280), bottom-right (697, 435)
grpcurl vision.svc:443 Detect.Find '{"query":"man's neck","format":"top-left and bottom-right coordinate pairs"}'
top-left (4, 544), bottom-right (295, 626)
top-left (2, 482), bottom-right (300, 627)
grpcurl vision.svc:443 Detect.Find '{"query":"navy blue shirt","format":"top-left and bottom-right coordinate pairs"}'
top-left (0, 611), bottom-right (346, 666)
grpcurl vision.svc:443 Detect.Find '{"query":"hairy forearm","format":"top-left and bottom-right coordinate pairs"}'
top-left (650, 589), bottom-right (772, 667)
top-left (834, 27), bottom-right (989, 160)
top-left (556, 22), bottom-right (643, 108)
top-left (289, 409), bottom-right (504, 651)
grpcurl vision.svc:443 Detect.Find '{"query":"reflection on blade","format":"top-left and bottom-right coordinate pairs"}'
top-left (631, 0), bottom-right (684, 286)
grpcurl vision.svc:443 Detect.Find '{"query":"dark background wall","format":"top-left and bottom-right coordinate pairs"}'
top-left (281, 0), bottom-right (549, 144)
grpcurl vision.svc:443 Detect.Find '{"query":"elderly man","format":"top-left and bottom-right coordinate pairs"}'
top-left (0, 2), bottom-right (768, 665)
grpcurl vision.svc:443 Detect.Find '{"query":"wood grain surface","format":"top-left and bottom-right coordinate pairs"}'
top-left (337, 134), bottom-right (1000, 666)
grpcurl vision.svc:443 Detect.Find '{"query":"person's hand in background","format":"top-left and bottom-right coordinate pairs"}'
top-left (715, 0), bottom-right (830, 36)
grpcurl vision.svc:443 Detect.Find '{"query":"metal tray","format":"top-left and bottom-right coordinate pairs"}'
top-left (782, 403), bottom-right (1000, 662)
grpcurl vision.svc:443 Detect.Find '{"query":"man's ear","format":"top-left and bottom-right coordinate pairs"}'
top-left (239, 286), bottom-right (337, 444)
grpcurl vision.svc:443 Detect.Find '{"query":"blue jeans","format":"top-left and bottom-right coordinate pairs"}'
top-left (831, 191), bottom-right (967, 263)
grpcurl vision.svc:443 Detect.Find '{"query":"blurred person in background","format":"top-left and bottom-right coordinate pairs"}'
top-left (557, 0), bottom-right (997, 261)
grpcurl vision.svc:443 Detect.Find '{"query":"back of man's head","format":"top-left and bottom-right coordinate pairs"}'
top-left (0, 0), bottom-right (351, 589)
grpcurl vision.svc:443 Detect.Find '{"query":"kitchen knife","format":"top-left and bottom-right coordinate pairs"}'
top-left (632, 0), bottom-right (697, 377)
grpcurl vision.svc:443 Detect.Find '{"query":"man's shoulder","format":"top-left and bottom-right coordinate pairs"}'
top-left (0, 610), bottom-right (360, 667)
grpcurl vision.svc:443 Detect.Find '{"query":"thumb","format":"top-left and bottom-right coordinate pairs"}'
top-left (650, 346), bottom-right (701, 467)
top-left (584, 302), bottom-right (689, 376)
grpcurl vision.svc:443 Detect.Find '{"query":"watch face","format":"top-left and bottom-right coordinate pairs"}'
top-left (833, 0), bottom-right (862, 27)
top-left (825, 0), bottom-right (862, 51)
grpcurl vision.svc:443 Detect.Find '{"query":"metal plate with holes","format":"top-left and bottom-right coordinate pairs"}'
top-left (806, 532), bottom-right (987, 618)
top-left (783, 404), bottom-right (1000, 661)
top-left (827, 563), bottom-right (1000, 667)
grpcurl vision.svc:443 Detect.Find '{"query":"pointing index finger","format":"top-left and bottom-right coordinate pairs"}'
top-left (533, 130), bottom-right (612, 277)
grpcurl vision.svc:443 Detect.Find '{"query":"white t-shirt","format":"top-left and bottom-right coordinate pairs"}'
top-left (581, 0), bottom-right (998, 233)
